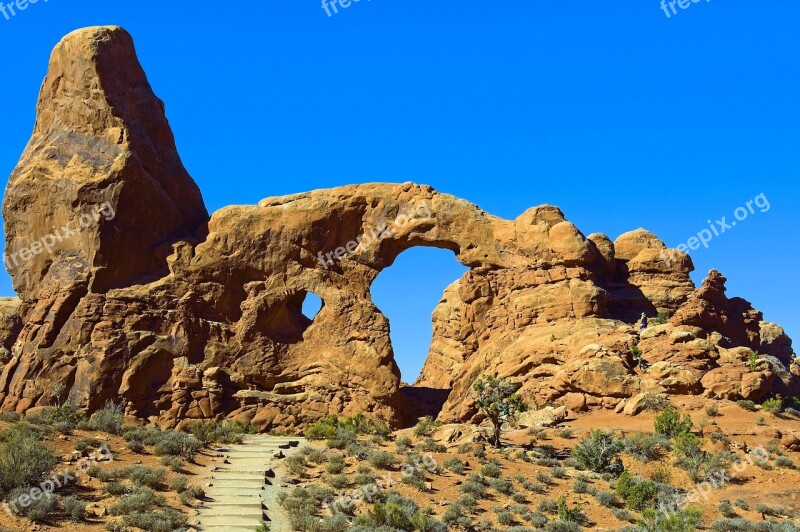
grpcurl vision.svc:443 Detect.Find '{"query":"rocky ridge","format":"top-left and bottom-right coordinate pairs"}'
top-left (0, 26), bottom-right (795, 431)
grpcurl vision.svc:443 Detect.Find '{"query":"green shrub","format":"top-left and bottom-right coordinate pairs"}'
top-left (459, 479), bottom-right (487, 498)
top-left (189, 419), bottom-right (257, 445)
top-left (650, 310), bottom-right (672, 325)
top-left (672, 433), bottom-right (734, 482)
top-left (718, 499), bottom-right (737, 518)
top-left (418, 437), bottom-right (446, 453)
top-left (736, 400), bottom-right (757, 411)
top-left (109, 487), bottom-right (165, 515)
top-left (169, 475), bottom-right (188, 492)
top-left (303, 416), bottom-right (339, 440)
top-left (615, 471), bottom-right (657, 511)
top-left (325, 473), bottom-right (349, 488)
top-left (538, 499), bottom-right (558, 514)
top-left (511, 492), bottom-right (528, 504)
top-left (612, 507), bottom-right (634, 523)
top-left (557, 495), bottom-right (588, 525)
top-left (160, 455), bottom-right (184, 471)
top-left (762, 398), bottom-right (783, 415)
top-left (153, 431), bottom-right (202, 460)
top-left (573, 478), bottom-right (590, 494)
top-left (495, 509), bottom-right (515, 525)
top-left (413, 416), bottom-right (440, 438)
top-left (75, 437), bottom-right (103, 452)
top-left (654, 406), bottom-right (693, 438)
top-left (104, 481), bottom-right (128, 496)
top-left (123, 465), bottom-right (165, 488)
top-left (640, 393), bottom-right (672, 412)
top-left (369, 450), bottom-right (398, 469)
top-left (595, 490), bottom-right (619, 508)
top-left (345, 440), bottom-right (373, 460)
top-left (125, 440), bottom-right (145, 454)
top-left (400, 467), bottom-right (427, 491)
top-left (326, 428), bottom-right (356, 450)
top-left (6, 487), bottom-right (57, 522)
top-left (0, 431), bottom-right (59, 498)
top-left (285, 455), bottom-right (307, 478)
top-left (353, 492), bottom-right (443, 531)
top-left (62, 495), bottom-right (87, 521)
top-left (527, 511), bottom-right (549, 527)
top-left (302, 446), bottom-right (328, 464)
top-left (572, 429), bottom-right (624, 474)
top-left (638, 507), bottom-right (702, 532)
top-left (443, 457), bottom-right (465, 474)
top-left (122, 426), bottom-right (164, 445)
top-left (623, 432), bottom-right (668, 461)
top-left (544, 521), bottom-right (581, 532)
top-left (481, 461), bottom-right (502, 478)
top-left (326, 460), bottom-right (345, 475)
top-left (179, 484), bottom-right (205, 505)
top-left (395, 435), bottom-right (413, 453)
top-left (305, 413), bottom-right (382, 440)
top-left (488, 477), bottom-right (512, 494)
top-left (88, 401), bottom-right (124, 435)
top-left (755, 503), bottom-right (786, 517)
top-left (88, 466), bottom-right (122, 482)
top-left (121, 508), bottom-right (188, 532)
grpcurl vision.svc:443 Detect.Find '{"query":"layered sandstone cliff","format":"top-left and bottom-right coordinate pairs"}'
top-left (0, 26), bottom-right (795, 431)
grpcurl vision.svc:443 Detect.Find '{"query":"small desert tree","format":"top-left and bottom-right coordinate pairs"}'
top-left (470, 375), bottom-right (527, 448)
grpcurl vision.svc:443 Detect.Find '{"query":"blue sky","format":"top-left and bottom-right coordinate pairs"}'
top-left (1, 0), bottom-right (798, 381)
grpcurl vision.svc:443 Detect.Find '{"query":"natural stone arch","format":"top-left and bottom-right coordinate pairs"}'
top-left (2, 26), bottom-right (794, 433)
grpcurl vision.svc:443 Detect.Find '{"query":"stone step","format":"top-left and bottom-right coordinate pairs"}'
top-left (207, 480), bottom-right (266, 488)
top-left (205, 488), bottom-right (268, 498)
top-left (200, 509), bottom-right (266, 518)
top-left (210, 473), bottom-right (268, 479)
top-left (225, 447), bottom-right (287, 453)
top-left (217, 455), bottom-right (278, 469)
top-left (196, 515), bottom-right (268, 527)
top-left (210, 468), bottom-right (273, 474)
top-left (194, 523), bottom-right (258, 532)
top-left (205, 501), bottom-right (268, 509)
top-left (197, 527), bottom-right (261, 531)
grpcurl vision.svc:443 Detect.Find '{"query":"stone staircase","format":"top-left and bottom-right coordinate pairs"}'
top-left (193, 435), bottom-right (304, 531)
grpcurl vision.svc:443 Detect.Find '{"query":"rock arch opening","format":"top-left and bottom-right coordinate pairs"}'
top-left (302, 292), bottom-right (323, 321)
top-left (371, 246), bottom-right (468, 421)
top-left (256, 289), bottom-right (325, 343)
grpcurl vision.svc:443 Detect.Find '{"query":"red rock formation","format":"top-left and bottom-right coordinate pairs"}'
top-left (0, 26), bottom-right (794, 431)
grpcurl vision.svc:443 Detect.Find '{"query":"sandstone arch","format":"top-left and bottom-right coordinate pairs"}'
top-left (0, 26), bottom-right (796, 431)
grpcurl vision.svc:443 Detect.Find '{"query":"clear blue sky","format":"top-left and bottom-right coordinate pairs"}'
top-left (1, 0), bottom-right (798, 381)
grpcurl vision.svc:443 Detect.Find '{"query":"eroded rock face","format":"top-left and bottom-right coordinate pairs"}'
top-left (0, 26), bottom-right (795, 431)
top-left (2, 26), bottom-right (208, 300)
